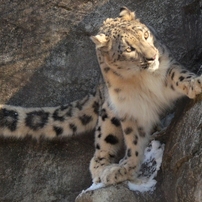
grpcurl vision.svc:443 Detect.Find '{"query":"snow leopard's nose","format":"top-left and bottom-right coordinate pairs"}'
top-left (141, 44), bottom-right (157, 62)
top-left (145, 54), bottom-right (156, 61)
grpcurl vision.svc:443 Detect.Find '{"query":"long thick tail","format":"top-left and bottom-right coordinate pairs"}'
top-left (0, 94), bottom-right (100, 139)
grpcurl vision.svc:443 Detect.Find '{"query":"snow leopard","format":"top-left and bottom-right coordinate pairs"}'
top-left (1, 7), bottom-right (202, 185)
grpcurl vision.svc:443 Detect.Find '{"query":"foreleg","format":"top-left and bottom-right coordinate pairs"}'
top-left (100, 118), bottom-right (149, 185)
top-left (167, 64), bottom-right (202, 99)
top-left (90, 101), bottom-right (123, 183)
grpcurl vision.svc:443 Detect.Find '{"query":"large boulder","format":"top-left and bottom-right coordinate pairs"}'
top-left (0, 0), bottom-right (202, 201)
top-left (0, 134), bottom-right (94, 202)
top-left (162, 96), bottom-right (202, 202)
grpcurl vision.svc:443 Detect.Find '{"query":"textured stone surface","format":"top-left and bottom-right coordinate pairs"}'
top-left (0, 0), bottom-right (103, 106)
top-left (75, 182), bottom-right (165, 202)
top-left (75, 174), bottom-right (166, 202)
top-left (0, 0), bottom-right (202, 201)
top-left (0, 133), bottom-right (95, 202)
top-left (162, 96), bottom-right (202, 202)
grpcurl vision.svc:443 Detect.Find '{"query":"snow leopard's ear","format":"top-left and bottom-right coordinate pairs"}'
top-left (90, 34), bottom-right (112, 51)
top-left (90, 34), bottom-right (109, 48)
top-left (119, 7), bottom-right (136, 21)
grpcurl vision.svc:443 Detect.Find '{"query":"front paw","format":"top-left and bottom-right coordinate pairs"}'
top-left (100, 164), bottom-right (128, 185)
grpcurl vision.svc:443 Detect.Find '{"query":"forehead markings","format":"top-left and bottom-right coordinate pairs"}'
top-left (99, 20), bottom-right (149, 52)
top-left (105, 25), bottom-right (145, 39)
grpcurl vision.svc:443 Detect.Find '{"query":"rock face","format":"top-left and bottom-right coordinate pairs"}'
top-left (162, 96), bottom-right (202, 202)
top-left (0, 134), bottom-right (95, 202)
top-left (0, 0), bottom-right (202, 201)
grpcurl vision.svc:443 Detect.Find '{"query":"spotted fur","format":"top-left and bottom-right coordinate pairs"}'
top-left (0, 94), bottom-right (100, 138)
top-left (0, 7), bottom-right (202, 186)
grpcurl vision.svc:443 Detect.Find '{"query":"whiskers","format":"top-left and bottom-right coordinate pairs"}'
top-left (140, 59), bottom-right (156, 70)
top-left (140, 61), bottom-right (149, 69)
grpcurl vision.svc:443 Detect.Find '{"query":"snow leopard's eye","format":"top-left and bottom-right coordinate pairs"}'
top-left (126, 46), bottom-right (135, 52)
top-left (144, 31), bottom-right (149, 40)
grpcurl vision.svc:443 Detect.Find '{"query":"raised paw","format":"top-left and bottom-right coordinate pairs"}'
top-left (193, 76), bottom-right (202, 95)
top-left (178, 76), bottom-right (202, 99)
top-left (188, 76), bottom-right (202, 98)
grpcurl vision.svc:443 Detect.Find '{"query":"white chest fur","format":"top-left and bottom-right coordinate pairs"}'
top-left (107, 70), bottom-right (174, 127)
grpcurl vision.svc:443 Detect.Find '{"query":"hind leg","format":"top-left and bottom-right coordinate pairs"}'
top-left (90, 101), bottom-right (123, 183)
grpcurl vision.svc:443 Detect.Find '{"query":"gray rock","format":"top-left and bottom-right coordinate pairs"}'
top-left (0, 133), bottom-right (95, 202)
top-left (75, 183), bottom-right (165, 202)
top-left (162, 96), bottom-right (202, 202)
top-left (0, 0), bottom-right (202, 201)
